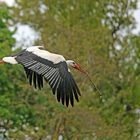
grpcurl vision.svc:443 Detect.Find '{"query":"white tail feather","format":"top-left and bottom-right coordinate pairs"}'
top-left (2, 57), bottom-right (18, 64)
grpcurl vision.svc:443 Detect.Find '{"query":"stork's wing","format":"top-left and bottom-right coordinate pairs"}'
top-left (15, 50), bottom-right (81, 106)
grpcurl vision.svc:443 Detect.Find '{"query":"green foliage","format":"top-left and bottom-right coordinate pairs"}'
top-left (0, 0), bottom-right (140, 139)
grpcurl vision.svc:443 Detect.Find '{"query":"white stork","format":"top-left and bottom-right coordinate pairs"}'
top-left (0, 46), bottom-right (87, 107)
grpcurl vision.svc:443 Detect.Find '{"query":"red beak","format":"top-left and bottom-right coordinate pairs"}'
top-left (73, 64), bottom-right (86, 74)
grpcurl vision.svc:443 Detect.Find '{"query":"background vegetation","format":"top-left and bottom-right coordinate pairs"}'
top-left (0, 0), bottom-right (140, 139)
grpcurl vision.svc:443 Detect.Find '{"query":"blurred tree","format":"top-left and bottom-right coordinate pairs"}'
top-left (0, 0), bottom-right (139, 139)
top-left (0, 3), bottom-right (47, 139)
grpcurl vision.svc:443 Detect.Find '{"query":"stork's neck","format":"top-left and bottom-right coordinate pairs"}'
top-left (66, 60), bottom-right (72, 66)
top-left (66, 60), bottom-right (75, 67)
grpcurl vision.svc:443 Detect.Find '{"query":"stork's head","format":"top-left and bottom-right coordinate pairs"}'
top-left (66, 60), bottom-right (85, 73)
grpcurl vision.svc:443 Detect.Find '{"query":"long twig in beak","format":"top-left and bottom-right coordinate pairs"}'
top-left (77, 65), bottom-right (102, 99)
top-left (84, 72), bottom-right (102, 98)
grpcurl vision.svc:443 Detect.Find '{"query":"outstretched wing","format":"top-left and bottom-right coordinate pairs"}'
top-left (15, 50), bottom-right (81, 106)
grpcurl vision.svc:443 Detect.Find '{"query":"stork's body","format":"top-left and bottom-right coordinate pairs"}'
top-left (0, 46), bottom-right (84, 107)
top-left (3, 46), bottom-right (65, 64)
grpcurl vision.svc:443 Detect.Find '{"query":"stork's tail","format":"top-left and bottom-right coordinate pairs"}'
top-left (2, 57), bottom-right (18, 64)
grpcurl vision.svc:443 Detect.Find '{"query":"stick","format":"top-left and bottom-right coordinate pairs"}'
top-left (84, 72), bottom-right (102, 99)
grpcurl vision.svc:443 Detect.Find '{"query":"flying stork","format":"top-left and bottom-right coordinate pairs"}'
top-left (0, 46), bottom-right (88, 107)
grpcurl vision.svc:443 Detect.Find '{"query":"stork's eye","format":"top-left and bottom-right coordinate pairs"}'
top-left (72, 62), bottom-right (75, 64)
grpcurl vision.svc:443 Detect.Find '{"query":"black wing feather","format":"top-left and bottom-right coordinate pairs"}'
top-left (61, 79), bottom-right (65, 105)
top-left (15, 50), bottom-right (81, 106)
top-left (65, 79), bottom-right (69, 107)
top-left (33, 72), bottom-right (37, 88)
top-left (69, 75), bottom-right (79, 101)
top-left (57, 80), bottom-right (62, 102)
top-left (29, 70), bottom-right (33, 85)
top-left (37, 74), bottom-right (41, 90)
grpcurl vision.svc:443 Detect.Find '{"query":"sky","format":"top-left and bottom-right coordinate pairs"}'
top-left (1, 0), bottom-right (140, 47)
top-left (0, 0), bottom-right (14, 6)
top-left (133, 0), bottom-right (140, 34)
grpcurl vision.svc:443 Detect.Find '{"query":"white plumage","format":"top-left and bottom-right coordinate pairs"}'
top-left (2, 56), bottom-right (18, 64)
top-left (3, 46), bottom-right (65, 64)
